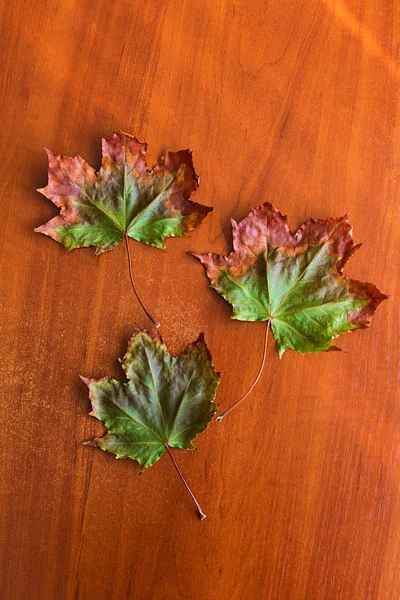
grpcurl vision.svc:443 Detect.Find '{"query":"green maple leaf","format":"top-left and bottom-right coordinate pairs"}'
top-left (35, 132), bottom-right (211, 252)
top-left (35, 132), bottom-right (212, 325)
top-left (82, 330), bottom-right (220, 519)
top-left (193, 202), bottom-right (387, 357)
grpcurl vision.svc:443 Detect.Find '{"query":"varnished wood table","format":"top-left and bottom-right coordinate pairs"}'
top-left (1, 1), bottom-right (398, 598)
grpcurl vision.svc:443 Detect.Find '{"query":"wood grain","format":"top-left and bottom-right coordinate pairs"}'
top-left (1, 0), bottom-right (399, 598)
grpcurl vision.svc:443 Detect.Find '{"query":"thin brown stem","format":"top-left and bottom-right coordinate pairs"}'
top-left (165, 444), bottom-right (206, 521)
top-left (124, 234), bottom-right (160, 328)
top-left (217, 319), bottom-right (271, 422)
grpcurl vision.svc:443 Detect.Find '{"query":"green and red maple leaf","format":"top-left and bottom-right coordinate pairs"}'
top-left (83, 330), bottom-right (219, 470)
top-left (35, 132), bottom-right (212, 325)
top-left (193, 202), bottom-right (387, 356)
top-left (82, 330), bottom-right (220, 519)
top-left (35, 132), bottom-right (211, 253)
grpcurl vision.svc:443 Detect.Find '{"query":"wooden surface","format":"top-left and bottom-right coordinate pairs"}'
top-left (1, 1), bottom-right (399, 598)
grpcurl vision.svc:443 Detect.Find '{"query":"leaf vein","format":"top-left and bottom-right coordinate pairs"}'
top-left (97, 388), bottom-right (162, 442)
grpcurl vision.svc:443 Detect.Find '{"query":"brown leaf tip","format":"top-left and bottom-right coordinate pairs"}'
top-left (348, 280), bottom-right (388, 328)
top-left (187, 333), bottom-right (221, 381)
top-left (189, 331), bottom-right (208, 354)
top-left (123, 329), bottom-right (164, 361)
top-left (80, 374), bottom-right (110, 387)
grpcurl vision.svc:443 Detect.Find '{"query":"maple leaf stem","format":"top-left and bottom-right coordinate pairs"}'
top-left (165, 444), bottom-right (206, 521)
top-left (217, 319), bottom-right (271, 422)
top-left (124, 234), bottom-right (160, 328)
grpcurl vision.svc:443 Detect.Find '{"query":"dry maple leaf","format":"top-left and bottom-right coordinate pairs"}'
top-left (35, 132), bottom-right (212, 326)
top-left (192, 202), bottom-right (387, 419)
top-left (82, 330), bottom-right (220, 520)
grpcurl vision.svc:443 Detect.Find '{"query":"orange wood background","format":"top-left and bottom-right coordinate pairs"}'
top-left (1, 1), bottom-right (399, 598)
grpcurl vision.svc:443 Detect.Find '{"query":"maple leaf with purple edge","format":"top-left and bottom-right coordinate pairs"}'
top-left (35, 132), bottom-right (212, 326)
top-left (192, 202), bottom-right (388, 419)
